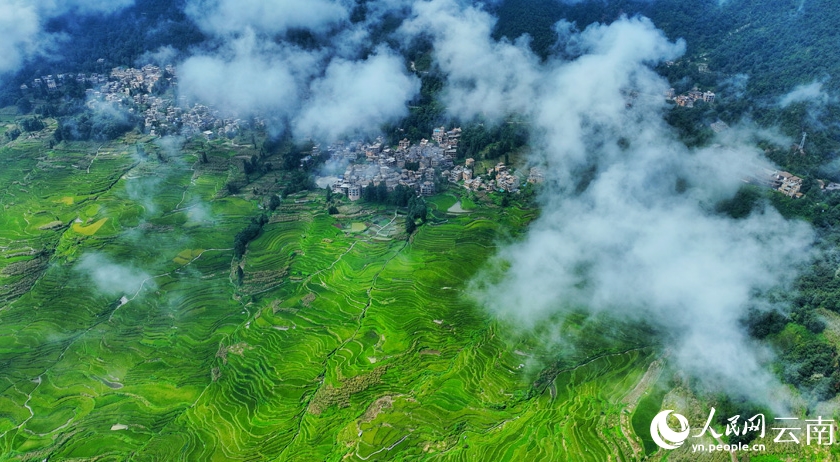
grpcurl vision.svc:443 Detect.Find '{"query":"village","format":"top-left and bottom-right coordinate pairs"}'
top-left (21, 64), bottom-right (244, 139)
top-left (322, 127), bottom-right (543, 201)
top-left (21, 64), bottom-right (541, 201)
top-left (21, 64), bottom-right (840, 204)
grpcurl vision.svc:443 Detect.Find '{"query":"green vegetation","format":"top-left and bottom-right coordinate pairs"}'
top-left (493, 0), bottom-right (840, 158)
top-left (457, 119), bottom-right (528, 161)
top-left (0, 0), bottom-right (204, 107)
top-left (0, 129), bottom-right (676, 460)
top-left (4, 1), bottom-right (840, 458)
top-left (631, 376), bottom-right (670, 455)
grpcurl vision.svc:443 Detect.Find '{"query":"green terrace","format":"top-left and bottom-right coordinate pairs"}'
top-left (0, 131), bottom-right (695, 460)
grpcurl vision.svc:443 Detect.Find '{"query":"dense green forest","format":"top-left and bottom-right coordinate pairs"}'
top-left (494, 0), bottom-right (840, 98)
top-left (493, 0), bottom-right (840, 154)
top-left (0, 0), bottom-right (204, 106)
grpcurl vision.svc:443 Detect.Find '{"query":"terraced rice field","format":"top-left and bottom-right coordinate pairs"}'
top-left (1, 134), bottom-right (673, 460)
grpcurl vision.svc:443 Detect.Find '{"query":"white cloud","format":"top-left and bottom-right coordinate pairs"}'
top-left (178, 32), bottom-right (317, 119)
top-left (185, 0), bottom-right (350, 37)
top-left (76, 253), bottom-right (152, 296)
top-left (177, 0), bottom-right (421, 141)
top-left (136, 45), bottom-right (179, 67)
top-left (399, 0), bottom-right (540, 120)
top-left (0, 1), bottom-right (41, 75)
top-left (294, 48), bottom-right (419, 140)
top-left (0, 0), bottom-right (135, 76)
top-left (779, 80), bottom-right (832, 108)
top-left (401, 2), bottom-right (815, 403)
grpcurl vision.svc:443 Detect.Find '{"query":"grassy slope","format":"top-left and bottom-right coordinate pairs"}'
top-left (0, 131), bottom-right (707, 460)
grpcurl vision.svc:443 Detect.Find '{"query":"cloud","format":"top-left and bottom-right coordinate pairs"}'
top-left (400, 2), bottom-right (815, 402)
top-left (0, 1), bottom-right (41, 75)
top-left (185, 0), bottom-right (349, 37)
top-left (186, 201), bottom-right (214, 224)
top-left (399, 0), bottom-right (540, 120)
top-left (176, 0), bottom-right (420, 141)
top-left (136, 45), bottom-right (179, 67)
top-left (178, 32), bottom-right (318, 119)
top-left (719, 73), bottom-right (749, 99)
top-left (779, 80), bottom-right (833, 108)
top-left (779, 80), bottom-right (837, 129)
top-left (0, 0), bottom-right (135, 77)
top-left (76, 252), bottom-right (152, 297)
top-left (123, 171), bottom-right (164, 216)
top-left (294, 48), bottom-right (419, 140)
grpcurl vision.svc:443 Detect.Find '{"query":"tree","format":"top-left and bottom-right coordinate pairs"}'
top-left (16, 98), bottom-right (32, 114)
top-left (405, 215), bottom-right (417, 235)
top-left (375, 181), bottom-right (388, 202)
top-left (407, 196), bottom-right (428, 224)
top-left (743, 308), bottom-right (787, 339)
top-left (5, 128), bottom-right (21, 141)
top-left (233, 214), bottom-right (268, 259)
top-left (20, 117), bottom-right (45, 132)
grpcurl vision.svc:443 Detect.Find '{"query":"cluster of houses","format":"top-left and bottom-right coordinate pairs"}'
top-left (21, 72), bottom-right (108, 93)
top-left (327, 132), bottom-right (459, 200)
top-left (451, 160), bottom-right (519, 193)
top-left (26, 64), bottom-right (245, 139)
top-left (746, 168), bottom-right (805, 198)
top-left (432, 126), bottom-right (461, 156)
top-left (23, 65), bottom-right (547, 202)
top-left (89, 65), bottom-right (244, 138)
top-left (139, 97), bottom-right (242, 139)
top-left (665, 87), bottom-right (716, 108)
top-left (327, 127), bottom-right (544, 201)
top-left (764, 171), bottom-right (840, 198)
top-left (108, 65), bottom-right (169, 94)
top-left (771, 170), bottom-right (804, 198)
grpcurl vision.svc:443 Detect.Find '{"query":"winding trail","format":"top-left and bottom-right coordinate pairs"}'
top-left (86, 145), bottom-right (104, 174)
top-left (356, 434), bottom-right (409, 460)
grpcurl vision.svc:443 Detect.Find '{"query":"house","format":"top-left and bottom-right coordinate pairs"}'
top-left (776, 172), bottom-right (803, 198)
top-left (528, 167), bottom-right (545, 184)
top-left (433, 127), bottom-right (445, 144)
top-left (420, 182), bottom-right (435, 196)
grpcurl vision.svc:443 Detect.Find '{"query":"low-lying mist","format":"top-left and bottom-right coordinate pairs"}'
top-left (399, 0), bottom-right (816, 404)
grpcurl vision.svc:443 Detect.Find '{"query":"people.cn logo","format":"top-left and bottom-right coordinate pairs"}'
top-left (650, 410), bottom-right (690, 450)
